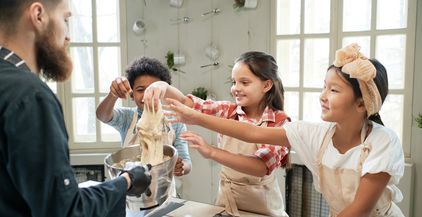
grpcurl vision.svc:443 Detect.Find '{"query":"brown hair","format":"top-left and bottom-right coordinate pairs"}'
top-left (0, 0), bottom-right (61, 34)
top-left (235, 51), bottom-right (285, 112)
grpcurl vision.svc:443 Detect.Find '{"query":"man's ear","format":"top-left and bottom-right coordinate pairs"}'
top-left (263, 80), bottom-right (273, 93)
top-left (28, 2), bottom-right (48, 32)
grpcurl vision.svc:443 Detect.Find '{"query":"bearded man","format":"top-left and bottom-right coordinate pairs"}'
top-left (0, 1), bottom-right (152, 216)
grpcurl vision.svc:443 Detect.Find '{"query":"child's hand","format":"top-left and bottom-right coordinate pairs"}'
top-left (163, 98), bottom-right (200, 125)
top-left (110, 77), bottom-right (132, 99)
top-left (173, 157), bottom-right (185, 176)
top-left (143, 81), bottom-right (168, 112)
top-left (181, 131), bottom-right (214, 159)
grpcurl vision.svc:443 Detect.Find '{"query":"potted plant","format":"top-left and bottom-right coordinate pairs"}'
top-left (416, 113), bottom-right (422, 128)
top-left (166, 51), bottom-right (186, 74)
top-left (166, 51), bottom-right (175, 70)
top-left (191, 87), bottom-right (208, 100)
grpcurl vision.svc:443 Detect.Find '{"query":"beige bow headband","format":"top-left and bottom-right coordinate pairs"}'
top-left (333, 43), bottom-right (382, 117)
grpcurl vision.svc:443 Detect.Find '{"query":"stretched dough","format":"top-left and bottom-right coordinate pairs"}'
top-left (137, 101), bottom-right (166, 166)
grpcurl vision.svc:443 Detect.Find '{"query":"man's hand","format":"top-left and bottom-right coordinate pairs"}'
top-left (110, 77), bottom-right (132, 99)
top-left (121, 164), bottom-right (152, 197)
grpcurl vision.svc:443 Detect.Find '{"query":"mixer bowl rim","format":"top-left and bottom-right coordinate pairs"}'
top-left (104, 144), bottom-right (177, 170)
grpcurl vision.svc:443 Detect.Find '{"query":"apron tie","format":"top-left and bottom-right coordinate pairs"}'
top-left (220, 173), bottom-right (241, 217)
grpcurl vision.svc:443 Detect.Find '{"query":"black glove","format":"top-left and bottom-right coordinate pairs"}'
top-left (121, 164), bottom-right (152, 197)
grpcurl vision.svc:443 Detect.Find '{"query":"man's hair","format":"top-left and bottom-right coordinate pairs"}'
top-left (126, 57), bottom-right (172, 89)
top-left (0, 0), bottom-right (60, 33)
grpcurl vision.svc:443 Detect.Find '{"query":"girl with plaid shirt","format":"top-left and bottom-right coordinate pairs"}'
top-left (144, 51), bottom-right (290, 217)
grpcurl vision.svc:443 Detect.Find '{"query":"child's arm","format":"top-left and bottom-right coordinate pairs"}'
top-left (143, 81), bottom-right (194, 109)
top-left (182, 131), bottom-right (269, 177)
top-left (338, 172), bottom-right (391, 217)
top-left (96, 77), bottom-right (132, 122)
top-left (165, 98), bottom-right (290, 147)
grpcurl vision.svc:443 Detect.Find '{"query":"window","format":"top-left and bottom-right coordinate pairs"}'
top-left (50, 0), bottom-right (127, 151)
top-left (273, 0), bottom-right (417, 156)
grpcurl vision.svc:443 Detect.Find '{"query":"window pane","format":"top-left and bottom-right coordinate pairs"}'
top-left (277, 39), bottom-right (300, 87)
top-left (98, 47), bottom-right (121, 93)
top-left (304, 38), bottom-right (329, 88)
top-left (377, 0), bottom-right (408, 30)
top-left (303, 92), bottom-right (321, 122)
top-left (73, 97), bottom-right (96, 142)
top-left (343, 0), bottom-right (371, 32)
top-left (342, 36), bottom-right (371, 57)
top-left (380, 94), bottom-right (403, 142)
top-left (277, 0), bottom-right (301, 35)
top-left (69, 0), bottom-right (92, 42)
top-left (304, 0), bottom-right (330, 33)
top-left (96, 0), bottom-right (120, 42)
top-left (284, 91), bottom-right (299, 121)
top-left (70, 47), bottom-right (94, 93)
top-left (100, 96), bottom-right (121, 142)
top-left (376, 35), bottom-right (406, 89)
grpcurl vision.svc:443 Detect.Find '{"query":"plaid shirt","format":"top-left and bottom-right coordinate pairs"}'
top-left (187, 94), bottom-right (290, 175)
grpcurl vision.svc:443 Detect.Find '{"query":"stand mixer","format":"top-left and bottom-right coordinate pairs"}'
top-left (104, 145), bottom-right (178, 214)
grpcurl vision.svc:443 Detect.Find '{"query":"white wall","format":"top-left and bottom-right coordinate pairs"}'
top-left (125, 0), bottom-right (278, 204)
top-left (125, 0), bottom-right (271, 99)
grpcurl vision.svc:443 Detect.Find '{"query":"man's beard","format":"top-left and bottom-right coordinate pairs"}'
top-left (35, 22), bottom-right (73, 82)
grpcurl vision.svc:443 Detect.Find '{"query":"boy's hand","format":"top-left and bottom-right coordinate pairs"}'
top-left (173, 157), bottom-right (185, 176)
top-left (110, 77), bottom-right (132, 99)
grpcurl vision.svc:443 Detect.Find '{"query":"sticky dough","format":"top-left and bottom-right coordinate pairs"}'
top-left (137, 101), bottom-right (166, 166)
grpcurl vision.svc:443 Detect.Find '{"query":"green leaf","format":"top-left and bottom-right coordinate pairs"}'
top-left (192, 87), bottom-right (208, 100)
top-left (416, 113), bottom-right (422, 128)
top-left (166, 51), bottom-right (174, 70)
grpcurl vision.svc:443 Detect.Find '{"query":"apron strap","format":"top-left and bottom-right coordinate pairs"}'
top-left (317, 123), bottom-right (336, 165)
top-left (123, 111), bottom-right (139, 147)
top-left (358, 121), bottom-right (372, 171)
top-left (220, 173), bottom-right (241, 217)
top-left (317, 122), bottom-right (372, 167)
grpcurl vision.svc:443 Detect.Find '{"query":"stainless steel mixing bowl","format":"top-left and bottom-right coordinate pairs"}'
top-left (104, 145), bottom-right (178, 210)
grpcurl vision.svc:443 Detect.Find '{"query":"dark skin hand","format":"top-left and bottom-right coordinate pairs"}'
top-left (173, 157), bottom-right (185, 176)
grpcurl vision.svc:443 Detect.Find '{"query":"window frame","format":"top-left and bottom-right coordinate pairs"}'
top-left (57, 0), bottom-right (128, 153)
top-left (271, 0), bottom-right (417, 157)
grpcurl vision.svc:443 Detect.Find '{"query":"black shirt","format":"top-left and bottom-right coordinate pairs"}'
top-left (0, 52), bottom-right (127, 217)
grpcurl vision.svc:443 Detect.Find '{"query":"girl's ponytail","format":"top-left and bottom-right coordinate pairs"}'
top-left (368, 112), bottom-right (384, 126)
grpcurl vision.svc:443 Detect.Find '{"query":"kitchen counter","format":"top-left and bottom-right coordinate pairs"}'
top-left (145, 197), bottom-right (269, 217)
top-left (79, 181), bottom-right (268, 216)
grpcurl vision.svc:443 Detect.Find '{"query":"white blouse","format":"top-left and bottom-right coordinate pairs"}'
top-left (284, 121), bottom-right (405, 202)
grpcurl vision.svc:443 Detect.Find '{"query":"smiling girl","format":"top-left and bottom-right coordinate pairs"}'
top-left (144, 51), bottom-right (290, 217)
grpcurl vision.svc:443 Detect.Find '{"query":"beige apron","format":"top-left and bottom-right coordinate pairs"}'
top-left (123, 111), bottom-right (177, 197)
top-left (318, 122), bottom-right (404, 217)
top-left (215, 121), bottom-right (288, 217)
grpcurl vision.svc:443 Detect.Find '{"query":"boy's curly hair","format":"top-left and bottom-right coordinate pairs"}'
top-left (126, 57), bottom-right (172, 88)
